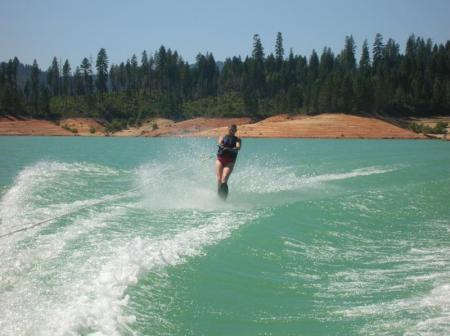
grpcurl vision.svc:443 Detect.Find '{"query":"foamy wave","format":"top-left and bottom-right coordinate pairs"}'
top-left (336, 282), bottom-right (450, 335)
top-left (282, 216), bottom-right (450, 335)
top-left (0, 158), bottom-right (261, 336)
top-left (0, 161), bottom-right (122, 237)
top-left (0, 161), bottom-right (70, 230)
top-left (409, 283), bottom-right (450, 335)
top-left (133, 161), bottom-right (222, 210)
top-left (35, 210), bottom-right (259, 335)
top-left (329, 244), bottom-right (450, 334)
top-left (0, 202), bottom-right (130, 336)
top-left (235, 166), bottom-right (395, 193)
top-left (302, 167), bottom-right (394, 184)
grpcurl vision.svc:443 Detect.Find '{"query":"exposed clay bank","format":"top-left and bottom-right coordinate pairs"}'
top-left (1, 113), bottom-right (447, 139)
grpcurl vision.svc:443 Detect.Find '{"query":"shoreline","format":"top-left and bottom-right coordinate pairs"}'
top-left (0, 134), bottom-right (435, 140)
top-left (0, 113), bottom-right (447, 140)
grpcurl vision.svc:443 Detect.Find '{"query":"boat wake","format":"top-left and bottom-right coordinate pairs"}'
top-left (0, 158), bottom-right (399, 335)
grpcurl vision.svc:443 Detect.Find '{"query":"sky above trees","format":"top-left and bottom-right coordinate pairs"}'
top-left (1, 0), bottom-right (450, 68)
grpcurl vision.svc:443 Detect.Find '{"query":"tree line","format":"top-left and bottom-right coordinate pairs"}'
top-left (1, 33), bottom-right (449, 126)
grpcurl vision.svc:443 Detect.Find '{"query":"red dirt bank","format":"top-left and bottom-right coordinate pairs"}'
top-left (0, 114), bottom-right (429, 139)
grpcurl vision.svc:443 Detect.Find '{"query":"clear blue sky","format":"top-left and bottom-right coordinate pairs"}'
top-left (1, 0), bottom-right (450, 69)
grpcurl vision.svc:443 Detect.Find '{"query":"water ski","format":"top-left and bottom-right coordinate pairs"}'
top-left (218, 182), bottom-right (229, 200)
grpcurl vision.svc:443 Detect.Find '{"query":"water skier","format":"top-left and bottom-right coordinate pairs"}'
top-left (216, 124), bottom-right (241, 199)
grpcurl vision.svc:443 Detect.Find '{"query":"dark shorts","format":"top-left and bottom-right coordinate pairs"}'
top-left (217, 155), bottom-right (235, 166)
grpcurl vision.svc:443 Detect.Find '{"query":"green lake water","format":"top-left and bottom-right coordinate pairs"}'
top-left (0, 137), bottom-right (449, 335)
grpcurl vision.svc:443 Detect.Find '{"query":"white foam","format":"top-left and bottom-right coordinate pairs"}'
top-left (34, 211), bottom-right (259, 335)
top-left (0, 161), bottom-right (122, 236)
top-left (0, 204), bottom-right (131, 336)
top-left (281, 215), bottom-right (450, 334)
top-left (409, 283), bottom-right (450, 335)
top-left (0, 157), bottom-right (412, 335)
top-left (0, 159), bottom-right (262, 335)
top-left (133, 161), bottom-right (225, 210)
top-left (330, 245), bottom-right (450, 334)
top-left (0, 161), bottom-right (64, 232)
top-left (340, 282), bottom-right (450, 335)
top-left (234, 166), bottom-right (395, 194)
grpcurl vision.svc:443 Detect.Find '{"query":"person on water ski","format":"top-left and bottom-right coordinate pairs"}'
top-left (216, 124), bottom-right (241, 196)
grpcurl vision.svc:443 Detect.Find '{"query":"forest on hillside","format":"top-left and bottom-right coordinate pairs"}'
top-left (1, 33), bottom-right (450, 129)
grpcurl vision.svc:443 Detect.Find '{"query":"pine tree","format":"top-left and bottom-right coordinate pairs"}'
top-left (251, 34), bottom-right (266, 95)
top-left (155, 46), bottom-right (167, 91)
top-left (305, 50), bottom-right (320, 111)
top-left (207, 53), bottom-right (219, 96)
top-left (124, 59), bottom-right (132, 91)
top-left (62, 59), bottom-right (72, 96)
top-left (181, 61), bottom-right (192, 99)
top-left (354, 40), bottom-right (373, 112)
top-left (219, 56), bottom-right (243, 93)
top-left (372, 34), bottom-right (387, 113)
top-left (48, 57), bottom-right (60, 96)
top-left (275, 32), bottom-right (284, 66)
top-left (319, 47), bottom-right (334, 79)
top-left (141, 50), bottom-right (150, 90)
top-left (342, 35), bottom-right (356, 72)
top-left (109, 65), bottom-right (117, 92)
top-left (96, 48), bottom-right (109, 94)
top-left (195, 53), bottom-right (219, 98)
top-left (115, 62), bottom-right (123, 92)
top-left (252, 34), bottom-right (265, 62)
top-left (359, 39), bottom-right (371, 73)
top-left (308, 50), bottom-right (319, 81)
top-left (80, 57), bottom-right (93, 95)
top-left (383, 38), bottom-right (400, 70)
top-left (30, 59), bottom-right (40, 115)
top-left (73, 66), bottom-right (84, 95)
top-left (373, 33), bottom-right (384, 72)
top-left (130, 54), bottom-right (138, 91)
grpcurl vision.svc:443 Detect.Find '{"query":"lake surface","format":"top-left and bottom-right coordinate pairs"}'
top-left (0, 137), bottom-right (449, 335)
